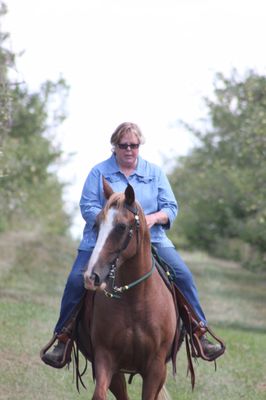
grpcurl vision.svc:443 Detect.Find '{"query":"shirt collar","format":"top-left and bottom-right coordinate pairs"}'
top-left (109, 153), bottom-right (145, 177)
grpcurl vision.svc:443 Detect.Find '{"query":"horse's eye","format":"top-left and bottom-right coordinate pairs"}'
top-left (114, 223), bottom-right (127, 234)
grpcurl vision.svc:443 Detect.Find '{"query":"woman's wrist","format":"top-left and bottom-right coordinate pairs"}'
top-left (145, 211), bottom-right (169, 228)
top-left (154, 211), bottom-right (168, 225)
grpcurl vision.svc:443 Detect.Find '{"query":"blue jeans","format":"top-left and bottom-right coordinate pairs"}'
top-left (54, 247), bottom-right (206, 333)
top-left (153, 246), bottom-right (207, 325)
top-left (54, 250), bottom-right (92, 333)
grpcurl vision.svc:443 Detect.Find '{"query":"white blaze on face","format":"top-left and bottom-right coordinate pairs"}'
top-left (85, 207), bottom-right (117, 278)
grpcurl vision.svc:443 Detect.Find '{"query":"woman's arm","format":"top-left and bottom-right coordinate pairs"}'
top-left (79, 168), bottom-right (102, 224)
top-left (156, 168), bottom-right (178, 229)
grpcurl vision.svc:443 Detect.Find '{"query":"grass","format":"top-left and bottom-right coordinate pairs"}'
top-left (0, 231), bottom-right (266, 399)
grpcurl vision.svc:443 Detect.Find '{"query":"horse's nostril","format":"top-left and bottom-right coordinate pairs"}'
top-left (91, 272), bottom-right (100, 286)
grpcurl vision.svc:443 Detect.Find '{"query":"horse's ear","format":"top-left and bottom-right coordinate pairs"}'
top-left (102, 176), bottom-right (114, 199)
top-left (125, 184), bottom-right (135, 206)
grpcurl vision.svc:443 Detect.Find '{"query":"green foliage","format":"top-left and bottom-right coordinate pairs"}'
top-left (169, 70), bottom-right (266, 271)
top-left (0, 80), bottom-right (71, 234)
top-left (0, 2), bottom-right (12, 144)
top-left (0, 5), bottom-right (71, 235)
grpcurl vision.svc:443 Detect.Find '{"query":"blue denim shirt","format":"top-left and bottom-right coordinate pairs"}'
top-left (78, 154), bottom-right (178, 250)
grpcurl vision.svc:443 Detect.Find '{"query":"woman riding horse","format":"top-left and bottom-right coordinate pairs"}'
top-left (41, 122), bottom-right (225, 370)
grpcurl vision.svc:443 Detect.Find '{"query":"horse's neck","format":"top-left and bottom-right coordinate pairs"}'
top-left (118, 241), bottom-right (153, 287)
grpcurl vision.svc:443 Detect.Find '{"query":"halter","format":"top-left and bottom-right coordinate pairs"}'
top-left (103, 202), bottom-right (155, 299)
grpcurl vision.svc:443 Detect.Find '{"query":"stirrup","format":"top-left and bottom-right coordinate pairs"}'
top-left (191, 332), bottom-right (225, 361)
top-left (180, 303), bottom-right (226, 362)
top-left (188, 317), bottom-right (226, 362)
top-left (40, 334), bottom-right (73, 369)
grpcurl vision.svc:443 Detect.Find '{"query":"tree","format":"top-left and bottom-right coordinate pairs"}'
top-left (0, 3), bottom-right (71, 235)
top-left (0, 1), bottom-right (12, 144)
top-left (169, 70), bottom-right (266, 271)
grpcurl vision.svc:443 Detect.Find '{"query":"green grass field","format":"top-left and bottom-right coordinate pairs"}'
top-left (0, 232), bottom-right (266, 399)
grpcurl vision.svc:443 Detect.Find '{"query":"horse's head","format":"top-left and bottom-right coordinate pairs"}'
top-left (84, 177), bottom-right (144, 291)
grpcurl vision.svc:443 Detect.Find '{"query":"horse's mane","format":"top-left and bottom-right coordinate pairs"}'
top-left (103, 192), bottom-right (126, 217)
top-left (103, 192), bottom-right (147, 235)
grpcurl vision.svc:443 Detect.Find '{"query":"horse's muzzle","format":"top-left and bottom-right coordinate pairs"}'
top-left (84, 271), bottom-right (107, 291)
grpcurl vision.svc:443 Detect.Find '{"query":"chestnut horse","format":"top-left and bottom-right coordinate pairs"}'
top-left (79, 178), bottom-right (179, 400)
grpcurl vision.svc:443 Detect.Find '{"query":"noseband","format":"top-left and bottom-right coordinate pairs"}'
top-left (103, 203), bottom-right (155, 299)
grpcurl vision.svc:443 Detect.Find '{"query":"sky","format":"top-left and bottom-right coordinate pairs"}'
top-left (3, 0), bottom-right (266, 238)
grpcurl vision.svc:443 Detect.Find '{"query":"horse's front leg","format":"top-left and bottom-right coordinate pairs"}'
top-left (92, 355), bottom-right (113, 400)
top-left (142, 361), bottom-right (168, 400)
top-left (109, 373), bottom-right (130, 400)
top-left (92, 353), bottom-right (115, 400)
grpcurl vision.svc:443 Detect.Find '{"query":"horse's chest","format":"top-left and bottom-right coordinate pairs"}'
top-left (92, 294), bottom-right (175, 365)
top-left (106, 325), bottom-right (156, 368)
top-left (93, 309), bottom-right (162, 353)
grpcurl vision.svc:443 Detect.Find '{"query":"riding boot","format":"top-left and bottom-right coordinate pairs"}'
top-left (40, 296), bottom-right (86, 368)
top-left (190, 320), bottom-right (225, 361)
top-left (198, 332), bottom-right (224, 359)
top-left (40, 331), bottom-right (73, 369)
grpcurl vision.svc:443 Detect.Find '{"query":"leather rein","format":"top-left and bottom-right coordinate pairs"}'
top-left (103, 203), bottom-right (155, 299)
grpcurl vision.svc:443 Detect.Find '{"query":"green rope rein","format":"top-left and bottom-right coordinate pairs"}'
top-left (104, 256), bottom-right (156, 299)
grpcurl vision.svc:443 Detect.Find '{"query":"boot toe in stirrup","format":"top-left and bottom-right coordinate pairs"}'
top-left (200, 335), bottom-right (225, 360)
top-left (41, 337), bottom-right (72, 369)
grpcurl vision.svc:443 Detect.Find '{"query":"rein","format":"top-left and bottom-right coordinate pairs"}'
top-left (104, 257), bottom-right (155, 299)
top-left (103, 202), bottom-right (154, 299)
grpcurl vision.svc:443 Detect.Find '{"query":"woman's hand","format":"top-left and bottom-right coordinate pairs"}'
top-left (145, 214), bottom-right (158, 229)
top-left (145, 211), bottom-right (169, 229)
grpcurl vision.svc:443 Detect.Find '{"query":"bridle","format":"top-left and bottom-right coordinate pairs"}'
top-left (103, 202), bottom-right (155, 299)
top-left (117, 203), bottom-right (140, 252)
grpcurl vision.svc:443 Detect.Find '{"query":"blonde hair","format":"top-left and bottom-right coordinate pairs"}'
top-left (110, 122), bottom-right (145, 147)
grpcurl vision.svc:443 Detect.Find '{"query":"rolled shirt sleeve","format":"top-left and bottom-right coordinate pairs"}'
top-left (157, 168), bottom-right (178, 230)
top-left (78, 168), bottom-right (105, 250)
top-left (79, 168), bottom-right (102, 224)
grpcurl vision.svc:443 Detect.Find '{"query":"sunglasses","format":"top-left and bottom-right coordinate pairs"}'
top-left (117, 143), bottom-right (140, 150)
